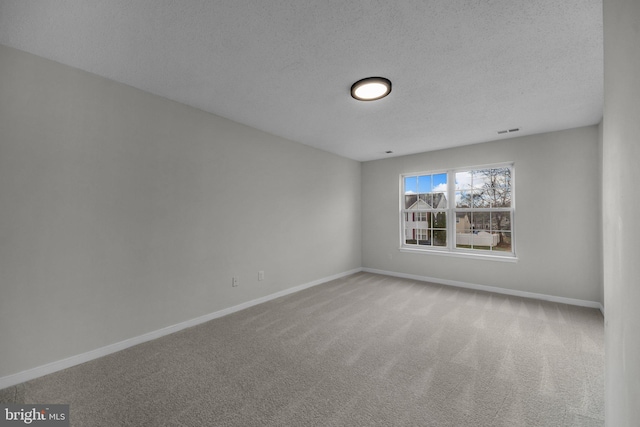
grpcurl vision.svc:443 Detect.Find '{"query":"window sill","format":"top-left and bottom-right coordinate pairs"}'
top-left (399, 246), bottom-right (518, 263)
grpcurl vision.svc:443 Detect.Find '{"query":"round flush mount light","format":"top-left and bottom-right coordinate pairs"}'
top-left (350, 77), bottom-right (392, 101)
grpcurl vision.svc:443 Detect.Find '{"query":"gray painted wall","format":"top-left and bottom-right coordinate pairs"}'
top-left (0, 44), bottom-right (362, 378)
top-left (598, 121), bottom-right (605, 308)
top-left (362, 127), bottom-right (602, 303)
top-left (603, 0), bottom-right (640, 424)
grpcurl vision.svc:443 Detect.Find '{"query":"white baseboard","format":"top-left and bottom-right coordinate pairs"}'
top-left (0, 268), bottom-right (362, 390)
top-left (363, 268), bottom-right (605, 314)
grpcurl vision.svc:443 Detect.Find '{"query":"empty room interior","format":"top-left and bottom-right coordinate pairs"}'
top-left (0, 0), bottom-right (638, 426)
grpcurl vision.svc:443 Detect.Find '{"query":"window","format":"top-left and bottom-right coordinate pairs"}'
top-left (402, 173), bottom-right (448, 247)
top-left (401, 165), bottom-right (514, 258)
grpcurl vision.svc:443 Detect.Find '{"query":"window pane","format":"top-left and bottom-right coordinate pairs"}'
top-left (496, 232), bottom-right (512, 252)
top-left (492, 211), bottom-right (511, 230)
top-left (472, 212), bottom-right (491, 231)
top-left (417, 175), bottom-right (431, 194)
top-left (418, 193), bottom-right (432, 209)
top-left (455, 171), bottom-right (472, 190)
top-left (472, 171), bottom-right (488, 190)
top-left (456, 191), bottom-right (471, 208)
top-left (493, 168), bottom-right (511, 183)
top-left (404, 176), bottom-right (417, 195)
top-left (472, 190), bottom-right (492, 208)
top-left (433, 230), bottom-right (447, 246)
top-left (484, 168), bottom-right (512, 208)
top-left (472, 243), bottom-right (492, 251)
top-left (456, 232), bottom-right (471, 249)
top-left (456, 212), bottom-right (471, 233)
top-left (458, 168), bottom-right (513, 208)
top-left (404, 224), bottom-right (417, 245)
top-left (433, 211), bottom-right (446, 228)
top-left (432, 173), bottom-right (447, 191)
top-left (417, 229), bottom-right (430, 245)
top-left (405, 194), bottom-right (418, 210)
top-left (433, 192), bottom-right (447, 208)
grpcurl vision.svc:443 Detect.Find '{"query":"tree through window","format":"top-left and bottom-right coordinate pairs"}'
top-left (454, 168), bottom-right (513, 252)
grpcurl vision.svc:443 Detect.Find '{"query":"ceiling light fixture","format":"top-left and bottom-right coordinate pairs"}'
top-left (351, 77), bottom-right (392, 101)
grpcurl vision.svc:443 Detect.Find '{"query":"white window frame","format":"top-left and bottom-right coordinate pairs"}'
top-left (399, 163), bottom-right (516, 262)
top-left (400, 171), bottom-right (449, 249)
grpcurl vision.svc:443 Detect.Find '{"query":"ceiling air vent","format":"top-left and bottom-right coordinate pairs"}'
top-left (498, 128), bottom-right (520, 135)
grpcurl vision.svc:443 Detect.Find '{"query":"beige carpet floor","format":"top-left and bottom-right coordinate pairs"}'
top-left (1, 272), bottom-right (604, 426)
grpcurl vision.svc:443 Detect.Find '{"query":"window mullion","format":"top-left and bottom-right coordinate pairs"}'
top-left (448, 170), bottom-right (455, 251)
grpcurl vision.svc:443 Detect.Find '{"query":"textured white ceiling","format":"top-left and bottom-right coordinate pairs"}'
top-left (0, 0), bottom-right (603, 161)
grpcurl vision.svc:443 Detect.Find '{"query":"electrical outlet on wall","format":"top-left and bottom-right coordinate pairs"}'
top-left (232, 276), bottom-right (239, 287)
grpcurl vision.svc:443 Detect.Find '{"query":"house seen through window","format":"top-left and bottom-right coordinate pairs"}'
top-left (401, 165), bottom-right (514, 257)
